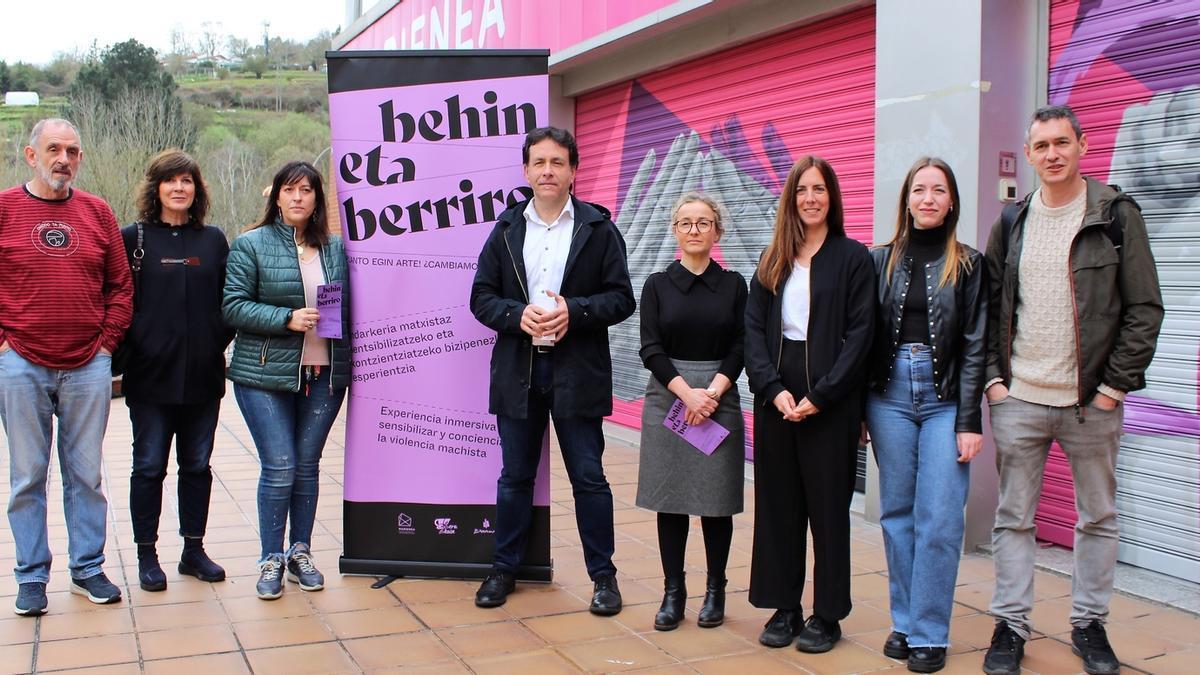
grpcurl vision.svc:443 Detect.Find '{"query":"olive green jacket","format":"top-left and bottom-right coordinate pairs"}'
top-left (984, 177), bottom-right (1163, 404)
top-left (223, 221), bottom-right (351, 392)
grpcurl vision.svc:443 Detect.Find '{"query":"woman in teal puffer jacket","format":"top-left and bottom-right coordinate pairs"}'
top-left (222, 161), bottom-right (350, 600)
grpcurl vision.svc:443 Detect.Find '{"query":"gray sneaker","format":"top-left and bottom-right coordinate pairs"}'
top-left (256, 553), bottom-right (285, 600)
top-left (14, 582), bottom-right (48, 616)
top-left (286, 543), bottom-right (325, 591)
top-left (70, 572), bottom-right (122, 604)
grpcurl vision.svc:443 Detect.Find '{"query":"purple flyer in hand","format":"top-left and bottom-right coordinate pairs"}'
top-left (316, 283), bottom-right (343, 339)
top-left (662, 399), bottom-right (730, 455)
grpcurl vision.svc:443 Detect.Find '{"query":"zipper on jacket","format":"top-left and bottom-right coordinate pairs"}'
top-left (1067, 232), bottom-right (1085, 423)
top-left (296, 335), bottom-right (307, 393)
top-left (502, 229), bottom-right (534, 390)
top-left (292, 232), bottom-right (308, 393)
top-left (774, 277), bottom-right (784, 370)
top-left (260, 336), bottom-right (270, 365)
top-left (804, 270), bottom-right (813, 393)
top-left (502, 230), bottom-right (530, 303)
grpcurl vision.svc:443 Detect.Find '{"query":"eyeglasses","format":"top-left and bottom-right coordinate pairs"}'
top-left (673, 219), bottom-right (716, 233)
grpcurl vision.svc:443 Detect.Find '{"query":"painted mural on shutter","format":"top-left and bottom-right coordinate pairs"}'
top-left (1046, 0), bottom-right (1200, 582)
top-left (573, 6), bottom-right (876, 460)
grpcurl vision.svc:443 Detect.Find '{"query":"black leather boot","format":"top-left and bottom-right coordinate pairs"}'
top-left (653, 574), bottom-right (686, 631)
top-left (697, 575), bottom-right (727, 628)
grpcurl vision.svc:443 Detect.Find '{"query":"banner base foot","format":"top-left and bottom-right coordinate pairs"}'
top-left (339, 556), bottom-right (553, 583)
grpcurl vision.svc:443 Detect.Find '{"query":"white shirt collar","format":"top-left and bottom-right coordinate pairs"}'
top-left (524, 198), bottom-right (574, 228)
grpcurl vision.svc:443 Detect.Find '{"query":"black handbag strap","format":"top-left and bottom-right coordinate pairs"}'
top-left (130, 222), bottom-right (144, 301)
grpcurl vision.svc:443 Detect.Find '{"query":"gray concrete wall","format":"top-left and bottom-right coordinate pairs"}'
top-left (868, 0), bottom-right (1043, 553)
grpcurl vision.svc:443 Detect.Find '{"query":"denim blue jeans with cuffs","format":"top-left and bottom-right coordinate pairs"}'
top-left (867, 344), bottom-right (968, 648)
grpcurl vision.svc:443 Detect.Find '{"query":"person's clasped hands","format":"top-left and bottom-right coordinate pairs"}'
top-left (520, 290), bottom-right (570, 341)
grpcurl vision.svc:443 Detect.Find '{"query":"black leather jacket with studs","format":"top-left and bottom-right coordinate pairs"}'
top-left (867, 244), bottom-right (988, 433)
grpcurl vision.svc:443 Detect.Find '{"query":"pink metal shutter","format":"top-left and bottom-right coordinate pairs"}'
top-left (573, 6), bottom-right (876, 460)
top-left (1044, 0), bottom-right (1200, 582)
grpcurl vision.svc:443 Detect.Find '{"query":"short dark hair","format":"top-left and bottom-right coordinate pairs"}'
top-left (251, 161), bottom-right (330, 248)
top-left (136, 149), bottom-right (209, 228)
top-left (1026, 104), bottom-right (1083, 143)
top-left (522, 126), bottom-right (579, 167)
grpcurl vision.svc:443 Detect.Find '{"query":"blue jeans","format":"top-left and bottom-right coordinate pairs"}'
top-left (234, 368), bottom-right (345, 561)
top-left (494, 352), bottom-right (616, 579)
top-left (0, 348), bottom-right (113, 583)
top-left (866, 345), bottom-right (968, 647)
top-left (128, 399), bottom-right (221, 544)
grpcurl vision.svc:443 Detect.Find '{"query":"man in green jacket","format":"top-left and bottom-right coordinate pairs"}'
top-left (981, 105), bottom-right (1163, 675)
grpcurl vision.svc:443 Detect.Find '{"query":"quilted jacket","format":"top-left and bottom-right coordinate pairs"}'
top-left (223, 220), bottom-right (351, 392)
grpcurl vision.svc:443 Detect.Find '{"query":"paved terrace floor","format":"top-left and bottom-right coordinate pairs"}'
top-left (0, 396), bottom-right (1196, 674)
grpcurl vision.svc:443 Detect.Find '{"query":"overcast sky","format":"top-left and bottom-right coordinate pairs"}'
top-left (1, 1), bottom-right (346, 65)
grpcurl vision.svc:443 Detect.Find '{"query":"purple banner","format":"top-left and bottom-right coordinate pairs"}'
top-left (329, 52), bottom-right (550, 578)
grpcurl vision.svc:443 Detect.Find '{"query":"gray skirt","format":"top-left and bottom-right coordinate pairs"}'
top-left (635, 358), bottom-right (746, 516)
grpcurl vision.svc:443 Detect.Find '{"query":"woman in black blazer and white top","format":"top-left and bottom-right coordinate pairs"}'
top-left (743, 155), bottom-right (875, 653)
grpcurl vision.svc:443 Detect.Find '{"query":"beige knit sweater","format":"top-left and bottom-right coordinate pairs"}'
top-left (1009, 188), bottom-right (1087, 406)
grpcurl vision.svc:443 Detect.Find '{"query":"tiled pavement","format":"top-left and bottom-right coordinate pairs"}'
top-left (0, 396), bottom-right (1197, 674)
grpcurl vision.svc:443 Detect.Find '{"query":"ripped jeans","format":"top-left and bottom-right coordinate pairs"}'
top-left (234, 367), bottom-right (345, 560)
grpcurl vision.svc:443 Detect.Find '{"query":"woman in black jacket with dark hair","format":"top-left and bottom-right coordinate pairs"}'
top-left (744, 155), bottom-right (875, 654)
top-left (122, 149), bottom-right (233, 592)
top-left (865, 157), bottom-right (986, 673)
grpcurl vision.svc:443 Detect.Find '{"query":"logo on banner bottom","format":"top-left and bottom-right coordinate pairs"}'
top-left (397, 513), bottom-right (416, 535)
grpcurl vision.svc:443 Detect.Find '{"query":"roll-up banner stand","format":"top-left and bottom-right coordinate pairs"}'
top-left (328, 50), bottom-right (552, 581)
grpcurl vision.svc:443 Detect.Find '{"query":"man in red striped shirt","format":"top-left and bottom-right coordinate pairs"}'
top-left (0, 118), bottom-right (133, 616)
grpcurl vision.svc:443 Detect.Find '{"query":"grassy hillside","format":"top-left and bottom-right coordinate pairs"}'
top-left (0, 72), bottom-right (332, 234)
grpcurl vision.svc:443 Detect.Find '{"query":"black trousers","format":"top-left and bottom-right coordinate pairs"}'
top-left (749, 339), bottom-right (858, 620)
top-left (128, 399), bottom-right (220, 544)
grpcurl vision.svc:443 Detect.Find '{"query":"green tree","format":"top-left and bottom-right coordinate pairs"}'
top-left (44, 53), bottom-right (83, 89)
top-left (0, 61), bottom-right (9, 94)
top-left (244, 54), bottom-right (268, 79)
top-left (71, 39), bottom-right (177, 103)
top-left (8, 62), bottom-right (41, 91)
top-left (66, 39), bottom-right (194, 224)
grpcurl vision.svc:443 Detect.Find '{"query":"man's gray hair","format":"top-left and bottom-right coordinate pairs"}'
top-left (29, 118), bottom-right (81, 148)
top-left (1025, 105), bottom-right (1083, 144)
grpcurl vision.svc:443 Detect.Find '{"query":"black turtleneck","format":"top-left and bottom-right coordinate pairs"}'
top-left (899, 224), bottom-right (949, 345)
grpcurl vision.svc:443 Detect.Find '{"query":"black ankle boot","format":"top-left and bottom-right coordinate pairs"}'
top-left (653, 574), bottom-right (686, 631)
top-left (137, 543), bottom-right (166, 592)
top-left (179, 538), bottom-right (226, 582)
top-left (697, 575), bottom-right (727, 628)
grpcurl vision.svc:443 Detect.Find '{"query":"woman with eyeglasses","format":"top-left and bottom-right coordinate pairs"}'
top-left (744, 156), bottom-right (875, 653)
top-left (636, 192), bottom-right (747, 632)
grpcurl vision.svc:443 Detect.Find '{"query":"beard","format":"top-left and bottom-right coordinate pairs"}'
top-left (37, 163), bottom-right (76, 192)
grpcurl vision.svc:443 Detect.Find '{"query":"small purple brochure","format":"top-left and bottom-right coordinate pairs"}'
top-left (316, 283), bottom-right (343, 339)
top-left (663, 399), bottom-right (730, 455)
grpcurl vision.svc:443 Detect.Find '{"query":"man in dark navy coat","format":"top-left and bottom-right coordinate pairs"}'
top-left (470, 126), bottom-right (635, 614)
